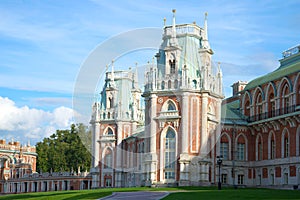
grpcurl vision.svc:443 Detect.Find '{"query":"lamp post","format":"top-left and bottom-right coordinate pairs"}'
top-left (217, 156), bottom-right (223, 190)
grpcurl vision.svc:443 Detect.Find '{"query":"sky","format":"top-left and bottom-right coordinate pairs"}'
top-left (0, 0), bottom-right (300, 145)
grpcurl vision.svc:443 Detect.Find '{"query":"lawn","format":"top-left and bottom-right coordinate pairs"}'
top-left (0, 187), bottom-right (299, 200)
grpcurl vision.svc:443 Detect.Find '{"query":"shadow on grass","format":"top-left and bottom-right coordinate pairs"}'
top-left (162, 188), bottom-right (300, 200)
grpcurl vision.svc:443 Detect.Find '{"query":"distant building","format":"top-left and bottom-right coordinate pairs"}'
top-left (91, 10), bottom-right (300, 189)
top-left (0, 139), bottom-right (92, 194)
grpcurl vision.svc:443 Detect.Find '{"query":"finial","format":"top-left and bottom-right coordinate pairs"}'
top-left (105, 64), bottom-right (108, 72)
top-left (193, 21), bottom-right (196, 24)
top-left (172, 9), bottom-right (176, 14)
top-left (163, 18), bottom-right (166, 26)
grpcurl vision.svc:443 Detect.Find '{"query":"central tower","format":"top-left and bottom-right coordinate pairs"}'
top-left (143, 10), bottom-right (223, 186)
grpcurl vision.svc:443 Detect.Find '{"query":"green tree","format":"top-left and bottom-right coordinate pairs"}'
top-left (36, 124), bottom-right (91, 173)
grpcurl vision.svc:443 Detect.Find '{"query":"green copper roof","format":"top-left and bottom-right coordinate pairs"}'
top-left (221, 99), bottom-right (248, 125)
top-left (244, 53), bottom-right (300, 91)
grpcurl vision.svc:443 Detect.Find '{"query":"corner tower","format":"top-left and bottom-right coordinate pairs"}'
top-left (143, 11), bottom-right (223, 186)
top-left (90, 64), bottom-right (144, 188)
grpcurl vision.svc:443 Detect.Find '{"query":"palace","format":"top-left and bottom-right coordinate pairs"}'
top-left (0, 139), bottom-right (92, 194)
top-left (90, 10), bottom-right (300, 189)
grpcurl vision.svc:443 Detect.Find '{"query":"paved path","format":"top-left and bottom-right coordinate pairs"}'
top-left (99, 191), bottom-right (169, 200)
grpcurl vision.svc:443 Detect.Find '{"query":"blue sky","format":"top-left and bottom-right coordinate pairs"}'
top-left (0, 0), bottom-right (300, 144)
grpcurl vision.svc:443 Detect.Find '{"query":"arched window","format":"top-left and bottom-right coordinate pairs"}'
top-left (108, 97), bottom-right (113, 109)
top-left (107, 127), bottom-right (113, 135)
top-left (104, 149), bottom-right (112, 169)
top-left (282, 129), bottom-right (290, 158)
top-left (167, 101), bottom-right (176, 111)
top-left (268, 93), bottom-right (275, 117)
top-left (237, 135), bottom-right (246, 161)
top-left (168, 80), bottom-right (172, 89)
top-left (161, 81), bottom-right (165, 90)
top-left (174, 80), bottom-right (178, 89)
top-left (269, 132), bottom-right (276, 159)
top-left (256, 93), bottom-right (263, 120)
top-left (282, 84), bottom-right (290, 114)
top-left (169, 59), bottom-right (176, 74)
top-left (220, 134), bottom-right (229, 160)
top-left (256, 135), bottom-right (263, 161)
top-left (164, 128), bottom-right (176, 180)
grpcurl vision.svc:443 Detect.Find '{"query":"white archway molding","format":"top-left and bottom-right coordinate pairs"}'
top-left (161, 99), bottom-right (178, 112)
top-left (278, 76), bottom-right (293, 97)
top-left (103, 126), bottom-right (115, 135)
top-left (159, 125), bottom-right (178, 183)
top-left (253, 86), bottom-right (265, 102)
top-left (241, 91), bottom-right (252, 115)
top-left (101, 146), bottom-right (114, 167)
top-left (266, 81), bottom-right (277, 98)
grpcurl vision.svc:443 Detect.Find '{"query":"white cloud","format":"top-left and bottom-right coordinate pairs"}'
top-left (0, 96), bottom-right (75, 142)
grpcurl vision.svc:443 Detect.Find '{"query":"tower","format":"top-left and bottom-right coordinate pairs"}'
top-left (143, 11), bottom-right (223, 186)
top-left (90, 64), bottom-right (144, 188)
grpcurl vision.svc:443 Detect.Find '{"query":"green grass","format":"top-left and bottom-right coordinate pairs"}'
top-left (0, 187), bottom-right (299, 200)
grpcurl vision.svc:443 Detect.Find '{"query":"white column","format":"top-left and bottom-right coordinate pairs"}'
top-left (92, 121), bottom-right (100, 168)
top-left (149, 94), bottom-right (157, 153)
top-left (115, 122), bottom-right (123, 187)
top-left (201, 93), bottom-right (208, 156)
top-left (181, 93), bottom-right (189, 153)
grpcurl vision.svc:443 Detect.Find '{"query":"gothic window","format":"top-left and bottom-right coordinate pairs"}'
top-left (256, 135), bottom-right (263, 161)
top-left (174, 80), bottom-right (178, 89)
top-left (256, 93), bottom-right (263, 120)
top-left (164, 128), bottom-right (176, 180)
top-left (284, 137), bottom-right (289, 158)
top-left (282, 130), bottom-right (289, 158)
top-left (282, 84), bottom-right (290, 114)
top-left (107, 127), bottom-right (113, 135)
top-left (237, 135), bottom-right (246, 161)
top-left (161, 81), bottom-right (165, 90)
top-left (169, 59), bottom-right (176, 74)
top-left (168, 80), bottom-right (172, 89)
top-left (167, 101), bottom-right (176, 111)
top-left (268, 93), bottom-right (275, 117)
top-left (104, 149), bottom-right (112, 169)
top-left (220, 134), bottom-right (229, 160)
top-left (271, 139), bottom-right (275, 159)
top-left (107, 97), bottom-right (113, 109)
top-left (243, 93), bottom-right (251, 117)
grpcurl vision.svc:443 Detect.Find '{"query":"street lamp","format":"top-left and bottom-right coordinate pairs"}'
top-left (217, 156), bottom-right (223, 190)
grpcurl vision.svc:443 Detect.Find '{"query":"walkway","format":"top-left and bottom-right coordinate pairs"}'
top-left (99, 191), bottom-right (169, 200)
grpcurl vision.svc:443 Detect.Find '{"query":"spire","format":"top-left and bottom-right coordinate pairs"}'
top-left (110, 60), bottom-right (115, 87)
top-left (163, 17), bottom-right (166, 27)
top-left (134, 62), bottom-right (139, 89)
top-left (202, 12), bottom-right (210, 49)
top-left (170, 9), bottom-right (178, 46)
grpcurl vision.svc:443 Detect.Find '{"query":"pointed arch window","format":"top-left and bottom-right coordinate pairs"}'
top-left (269, 93), bottom-right (275, 117)
top-left (107, 127), bottom-right (113, 135)
top-left (271, 138), bottom-right (275, 159)
top-left (220, 134), bottom-right (229, 160)
top-left (282, 84), bottom-right (290, 114)
top-left (284, 134), bottom-right (289, 158)
top-left (256, 93), bottom-right (263, 120)
top-left (104, 149), bottom-right (112, 169)
top-left (237, 135), bottom-right (246, 161)
top-left (167, 101), bottom-right (176, 111)
top-left (164, 128), bottom-right (176, 180)
top-left (169, 59), bottom-right (176, 74)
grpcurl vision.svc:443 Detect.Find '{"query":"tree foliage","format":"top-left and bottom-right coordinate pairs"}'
top-left (36, 123), bottom-right (91, 173)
